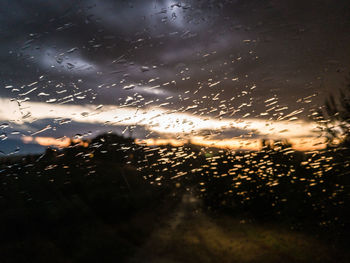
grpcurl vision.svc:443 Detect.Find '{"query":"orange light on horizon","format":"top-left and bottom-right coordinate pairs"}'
top-left (289, 137), bottom-right (327, 151)
top-left (22, 136), bottom-right (71, 148)
top-left (135, 138), bottom-right (186, 147)
top-left (22, 135), bottom-right (327, 152)
top-left (190, 136), bottom-right (261, 151)
top-left (136, 136), bottom-right (327, 152)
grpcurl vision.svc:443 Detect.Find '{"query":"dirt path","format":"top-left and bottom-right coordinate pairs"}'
top-left (128, 193), bottom-right (346, 263)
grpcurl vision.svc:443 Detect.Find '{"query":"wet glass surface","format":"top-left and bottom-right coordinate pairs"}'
top-left (0, 1), bottom-right (350, 262)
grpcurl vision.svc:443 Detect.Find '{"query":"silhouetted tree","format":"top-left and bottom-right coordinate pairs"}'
top-left (318, 73), bottom-right (350, 147)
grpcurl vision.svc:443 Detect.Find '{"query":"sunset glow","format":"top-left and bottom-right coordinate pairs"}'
top-left (1, 97), bottom-right (323, 151)
top-left (22, 136), bottom-right (71, 148)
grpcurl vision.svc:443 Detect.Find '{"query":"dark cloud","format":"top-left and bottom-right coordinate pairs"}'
top-left (1, 0), bottom-right (350, 152)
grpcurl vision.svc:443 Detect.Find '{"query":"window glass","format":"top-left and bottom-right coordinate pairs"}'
top-left (1, 1), bottom-right (349, 262)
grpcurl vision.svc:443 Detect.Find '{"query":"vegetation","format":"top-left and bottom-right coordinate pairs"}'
top-left (0, 130), bottom-right (349, 262)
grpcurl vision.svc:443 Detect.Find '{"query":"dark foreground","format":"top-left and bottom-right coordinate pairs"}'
top-left (129, 193), bottom-right (349, 263)
top-left (0, 134), bottom-right (349, 262)
top-left (1, 190), bottom-right (349, 263)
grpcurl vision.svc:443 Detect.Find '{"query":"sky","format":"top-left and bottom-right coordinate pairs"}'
top-left (1, 0), bottom-right (350, 154)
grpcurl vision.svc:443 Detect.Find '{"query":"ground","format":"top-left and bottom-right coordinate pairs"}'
top-left (129, 193), bottom-right (349, 263)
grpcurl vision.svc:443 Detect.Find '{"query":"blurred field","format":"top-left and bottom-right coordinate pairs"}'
top-left (130, 195), bottom-right (349, 263)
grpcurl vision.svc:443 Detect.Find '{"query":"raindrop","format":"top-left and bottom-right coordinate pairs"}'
top-left (141, 66), bottom-right (150, 72)
top-left (0, 133), bottom-right (8, 140)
